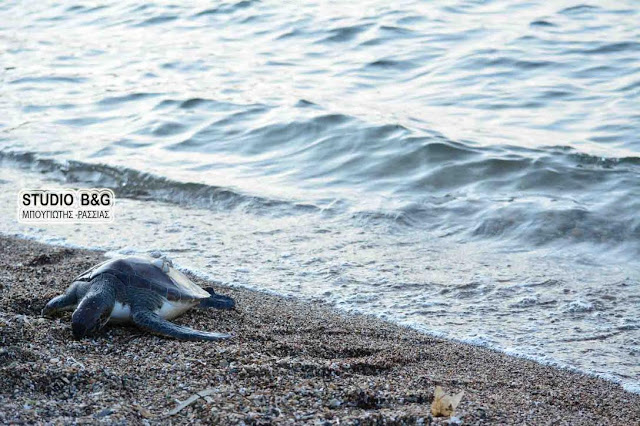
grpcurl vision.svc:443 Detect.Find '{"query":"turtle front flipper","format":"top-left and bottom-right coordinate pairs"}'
top-left (131, 309), bottom-right (232, 341)
top-left (71, 275), bottom-right (117, 339)
top-left (199, 287), bottom-right (236, 310)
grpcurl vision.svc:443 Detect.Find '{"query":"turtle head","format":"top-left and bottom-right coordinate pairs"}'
top-left (42, 295), bottom-right (71, 317)
top-left (71, 278), bottom-right (116, 339)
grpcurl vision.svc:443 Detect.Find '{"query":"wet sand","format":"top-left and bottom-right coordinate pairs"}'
top-left (0, 235), bottom-right (638, 425)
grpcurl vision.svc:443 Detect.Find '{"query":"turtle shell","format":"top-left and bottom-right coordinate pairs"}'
top-left (74, 256), bottom-right (210, 302)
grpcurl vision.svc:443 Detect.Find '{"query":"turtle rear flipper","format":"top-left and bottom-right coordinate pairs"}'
top-left (200, 287), bottom-right (236, 310)
top-left (131, 309), bottom-right (232, 341)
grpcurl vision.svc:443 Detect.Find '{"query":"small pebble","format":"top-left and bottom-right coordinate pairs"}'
top-left (96, 408), bottom-right (113, 418)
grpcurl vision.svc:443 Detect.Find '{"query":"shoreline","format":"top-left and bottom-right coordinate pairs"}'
top-left (1, 235), bottom-right (638, 424)
top-left (4, 231), bottom-right (639, 396)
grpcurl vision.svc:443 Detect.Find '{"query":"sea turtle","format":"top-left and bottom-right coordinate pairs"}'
top-left (42, 256), bottom-right (235, 341)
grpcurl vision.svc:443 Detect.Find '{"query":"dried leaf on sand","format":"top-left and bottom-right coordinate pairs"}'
top-left (166, 389), bottom-right (216, 416)
top-left (431, 386), bottom-right (464, 417)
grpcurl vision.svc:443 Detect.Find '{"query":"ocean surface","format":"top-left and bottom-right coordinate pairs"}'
top-left (1, 0), bottom-right (639, 391)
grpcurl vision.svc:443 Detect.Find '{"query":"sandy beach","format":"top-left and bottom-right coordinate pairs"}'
top-left (0, 235), bottom-right (638, 425)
